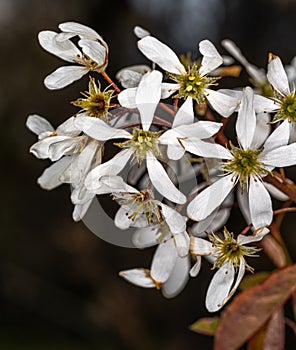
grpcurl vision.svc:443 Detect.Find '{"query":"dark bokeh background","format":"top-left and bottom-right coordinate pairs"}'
top-left (1, 0), bottom-right (296, 349)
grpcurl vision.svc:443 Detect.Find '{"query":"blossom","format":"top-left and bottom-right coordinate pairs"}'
top-left (190, 227), bottom-right (268, 312)
top-left (185, 87), bottom-right (296, 229)
top-left (38, 22), bottom-right (108, 89)
top-left (134, 35), bottom-right (239, 117)
top-left (75, 70), bottom-right (223, 204)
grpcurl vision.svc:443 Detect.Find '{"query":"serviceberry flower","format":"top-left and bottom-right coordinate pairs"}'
top-left (185, 87), bottom-right (296, 229)
top-left (38, 22), bottom-right (108, 89)
top-left (136, 35), bottom-right (239, 117)
top-left (190, 227), bottom-right (268, 312)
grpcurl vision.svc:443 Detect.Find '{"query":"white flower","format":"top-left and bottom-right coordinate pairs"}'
top-left (185, 87), bottom-right (296, 229)
top-left (116, 65), bottom-right (151, 88)
top-left (134, 35), bottom-right (239, 117)
top-left (190, 227), bottom-right (269, 312)
top-left (75, 70), bottom-right (223, 204)
top-left (38, 22), bottom-right (108, 89)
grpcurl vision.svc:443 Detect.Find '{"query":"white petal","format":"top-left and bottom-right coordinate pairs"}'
top-left (162, 256), bottom-right (190, 298)
top-left (187, 174), bottom-right (234, 221)
top-left (161, 83), bottom-right (179, 98)
top-left (134, 26), bottom-right (150, 38)
top-left (205, 89), bottom-right (238, 117)
top-left (167, 144), bottom-right (185, 160)
top-left (38, 31), bottom-right (80, 62)
top-left (56, 116), bottom-right (81, 136)
top-left (118, 88), bottom-right (137, 108)
top-left (135, 70), bottom-right (162, 130)
top-left (251, 112), bottom-right (271, 149)
top-left (189, 257), bottom-right (202, 277)
top-left (237, 186), bottom-right (251, 224)
top-left (237, 227), bottom-right (269, 245)
top-left (30, 135), bottom-right (70, 159)
top-left (116, 65), bottom-right (151, 88)
top-left (151, 238), bottom-right (178, 283)
top-left (85, 148), bottom-right (133, 192)
top-left (267, 55), bottom-right (290, 96)
top-left (158, 203), bottom-right (187, 233)
top-left (249, 177), bottom-right (273, 230)
top-left (260, 143), bottom-right (296, 167)
top-left (205, 262), bottom-right (235, 312)
top-left (74, 116), bottom-right (131, 140)
top-left (253, 94), bottom-right (278, 113)
top-left (263, 119), bottom-right (290, 152)
top-left (44, 66), bottom-right (89, 90)
top-left (59, 22), bottom-right (101, 40)
top-left (146, 154), bottom-right (186, 204)
top-left (48, 137), bottom-right (83, 161)
top-left (190, 237), bottom-right (213, 255)
top-left (114, 206), bottom-right (136, 230)
top-left (26, 114), bottom-right (54, 135)
top-left (181, 138), bottom-right (232, 159)
top-left (79, 39), bottom-right (106, 66)
top-left (174, 232), bottom-right (190, 257)
top-left (199, 40), bottom-right (223, 76)
top-left (264, 182), bottom-right (289, 201)
top-left (72, 198), bottom-right (93, 221)
top-left (37, 156), bottom-right (72, 190)
top-left (132, 226), bottom-right (159, 248)
top-left (119, 268), bottom-right (155, 288)
top-left (236, 87), bottom-right (256, 150)
top-left (138, 36), bottom-right (186, 75)
top-left (224, 259), bottom-right (245, 304)
top-left (173, 97), bottom-right (194, 127)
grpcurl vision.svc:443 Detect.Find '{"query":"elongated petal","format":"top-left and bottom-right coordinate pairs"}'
top-left (224, 258), bottom-right (245, 304)
top-left (116, 65), bottom-right (151, 88)
top-left (166, 144), bottom-right (185, 160)
top-left (138, 36), bottom-right (186, 75)
top-left (159, 121), bottom-right (223, 144)
top-left (44, 65), bottom-right (89, 90)
top-left (114, 206), bottom-right (136, 230)
top-left (249, 176), bottom-right (273, 230)
top-left (251, 112), bottom-right (271, 149)
top-left (205, 89), bottom-right (238, 117)
top-left (85, 148), bottom-right (133, 192)
top-left (236, 87), bottom-right (256, 150)
top-left (205, 262), bottom-right (235, 312)
top-left (181, 138), bottom-right (232, 159)
top-left (26, 114), bottom-right (54, 135)
top-left (237, 227), bottom-right (269, 245)
top-left (38, 31), bottom-right (80, 62)
top-left (37, 156), bottom-right (72, 190)
top-left (74, 116), bottom-right (131, 140)
top-left (264, 182), bottom-right (289, 201)
top-left (72, 198), bottom-right (93, 221)
top-left (189, 257), bottom-right (202, 277)
top-left (118, 87), bottom-right (137, 108)
top-left (135, 70), bottom-right (162, 130)
top-left (48, 136), bottom-right (84, 161)
top-left (267, 54), bottom-right (290, 96)
top-left (162, 256), bottom-right (190, 298)
top-left (134, 26), bottom-right (150, 38)
top-left (173, 97), bottom-right (194, 127)
top-left (119, 268), bottom-right (155, 288)
top-left (260, 143), bottom-right (296, 167)
top-left (132, 227), bottom-right (159, 248)
top-left (146, 153), bottom-right (186, 204)
top-left (161, 83), bottom-right (179, 98)
top-left (56, 116), bottom-right (81, 136)
top-left (30, 135), bottom-right (70, 159)
top-left (151, 238), bottom-right (178, 283)
top-left (79, 39), bottom-right (106, 66)
top-left (158, 203), bottom-right (187, 233)
top-left (237, 186), bottom-right (251, 224)
top-left (174, 232), bottom-right (190, 257)
top-left (59, 22), bottom-right (102, 40)
top-left (190, 237), bottom-right (213, 255)
top-left (199, 40), bottom-right (223, 76)
top-left (253, 94), bottom-right (278, 113)
top-left (263, 119), bottom-right (290, 152)
top-left (187, 174), bottom-right (234, 221)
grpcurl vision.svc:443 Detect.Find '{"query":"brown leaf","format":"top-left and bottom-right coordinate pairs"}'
top-left (263, 307), bottom-right (285, 350)
top-left (214, 264), bottom-right (296, 350)
top-left (189, 317), bottom-right (220, 336)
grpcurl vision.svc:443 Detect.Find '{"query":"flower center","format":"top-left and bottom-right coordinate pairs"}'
top-left (170, 64), bottom-right (218, 103)
top-left (210, 228), bottom-right (260, 271)
top-left (114, 189), bottom-right (162, 224)
top-left (275, 92), bottom-right (296, 123)
top-left (115, 127), bottom-right (163, 165)
top-left (221, 143), bottom-right (269, 189)
top-left (72, 77), bottom-right (113, 121)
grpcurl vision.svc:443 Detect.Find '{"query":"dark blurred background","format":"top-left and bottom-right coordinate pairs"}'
top-left (2, 0), bottom-right (296, 349)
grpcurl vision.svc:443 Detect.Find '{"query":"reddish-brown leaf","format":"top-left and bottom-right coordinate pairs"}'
top-left (214, 264), bottom-right (296, 350)
top-left (263, 307), bottom-right (285, 350)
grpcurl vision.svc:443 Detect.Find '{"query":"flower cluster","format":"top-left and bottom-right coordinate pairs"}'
top-left (27, 22), bottom-right (296, 312)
